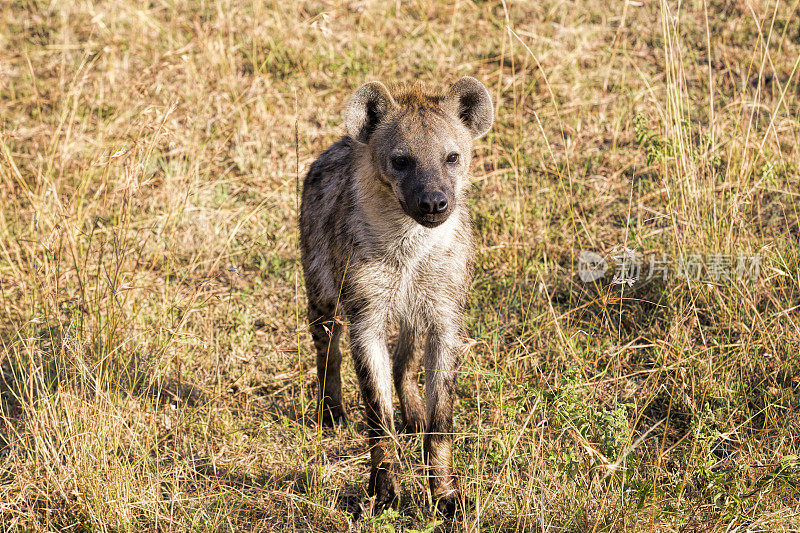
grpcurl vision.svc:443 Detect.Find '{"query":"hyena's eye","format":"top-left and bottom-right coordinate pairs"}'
top-left (445, 153), bottom-right (459, 164)
top-left (391, 156), bottom-right (410, 171)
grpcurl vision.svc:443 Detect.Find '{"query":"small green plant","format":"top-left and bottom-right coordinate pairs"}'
top-left (369, 507), bottom-right (401, 532)
top-left (634, 113), bottom-right (673, 166)
top-left (406, 518), bottom-right (443, 533)
top-left (550, 370), bottom-right (632, 467)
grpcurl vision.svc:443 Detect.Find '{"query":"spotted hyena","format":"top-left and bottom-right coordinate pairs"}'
top-left (299, 77), bottom-right (493, 514)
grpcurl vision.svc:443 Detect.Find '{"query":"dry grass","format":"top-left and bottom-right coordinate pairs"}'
top-left (1, 0), bottom-right (800, 531)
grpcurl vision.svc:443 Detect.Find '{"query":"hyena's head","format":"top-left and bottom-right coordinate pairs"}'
top-left (344, 77), bottom-right (493, 228)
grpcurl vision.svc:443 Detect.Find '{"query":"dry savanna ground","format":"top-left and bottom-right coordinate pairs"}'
top-left (2, 0), bottom-right (800, 531)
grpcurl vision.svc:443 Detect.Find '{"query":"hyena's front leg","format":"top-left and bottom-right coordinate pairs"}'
top-left (309, 301), bottom-right (346, 426)
top-left (393, 322), bottom-right (424, 434)
top-left (424, 327), bottom-right (460, 515)
top-left (350, 320), bottom-right (400, 508)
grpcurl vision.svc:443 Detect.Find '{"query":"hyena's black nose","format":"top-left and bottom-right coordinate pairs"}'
top-left (418, 191), bottom-right (448, 215)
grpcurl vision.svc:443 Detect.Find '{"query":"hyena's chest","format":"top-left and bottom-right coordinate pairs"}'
top-left (347, 244), bottom-right (456, 324)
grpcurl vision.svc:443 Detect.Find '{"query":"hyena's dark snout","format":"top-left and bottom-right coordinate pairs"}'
top-left (406, 188), bottom-right (454, 228)
top-left (417, 190), bottom-right (449, 215)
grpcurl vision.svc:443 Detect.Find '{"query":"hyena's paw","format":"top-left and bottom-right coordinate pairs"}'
top-left (368, 463), bottom-right (400, 510)
top-left (434, 490), bottom-right (466, 518)
top-left (318, 401), bottom-right (348, 427)
top-left (399, 414), bottom-right (424, 435)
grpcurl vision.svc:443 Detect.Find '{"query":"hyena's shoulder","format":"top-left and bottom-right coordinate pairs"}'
top-left (304, 137), bottom-right (356, 190)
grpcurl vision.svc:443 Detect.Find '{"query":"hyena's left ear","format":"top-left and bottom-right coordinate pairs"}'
top-left (344, 81), bottom-right (397, 143)
top-left (443, 76), bottom-right (494, 139)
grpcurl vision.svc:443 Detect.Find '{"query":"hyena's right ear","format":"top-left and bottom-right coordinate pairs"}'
top-left (344, 81), bottom-right (396, 143)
